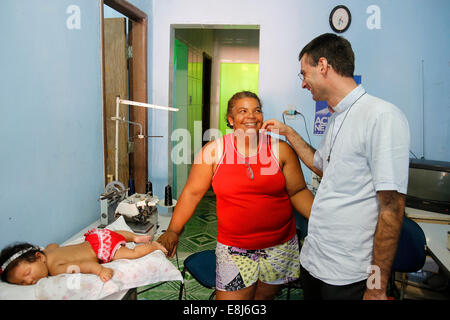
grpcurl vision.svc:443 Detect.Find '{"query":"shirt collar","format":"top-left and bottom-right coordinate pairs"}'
top-left (331, 85), bottom-right (366, 113)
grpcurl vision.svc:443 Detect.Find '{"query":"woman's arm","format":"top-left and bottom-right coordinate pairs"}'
top-left (157, 141), bottom-right (217, 257)
top-left (278, 141), bottom-right (314, 219)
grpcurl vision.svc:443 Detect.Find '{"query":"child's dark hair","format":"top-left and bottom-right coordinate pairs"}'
top-left (0, 242), bottom-right (43, 282)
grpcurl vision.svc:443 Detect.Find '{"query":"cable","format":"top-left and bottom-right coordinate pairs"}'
top-left (409, 150), bottom-right (419, 159)
top-left (282, 109), bottom-right (312, 146)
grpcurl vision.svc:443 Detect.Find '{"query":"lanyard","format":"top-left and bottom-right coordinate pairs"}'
top-left (327, 92), bottom-right (366, 162)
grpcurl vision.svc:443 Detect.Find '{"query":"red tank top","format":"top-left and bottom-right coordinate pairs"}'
top-left (212, 133), bottom-right (296, 249)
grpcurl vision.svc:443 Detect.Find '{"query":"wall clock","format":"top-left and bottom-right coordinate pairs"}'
top-left (329, 5), bottom-right (351, 33)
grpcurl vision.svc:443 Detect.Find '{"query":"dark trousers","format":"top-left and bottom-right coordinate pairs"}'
top-left (300, 265), bottom-right (367, 300)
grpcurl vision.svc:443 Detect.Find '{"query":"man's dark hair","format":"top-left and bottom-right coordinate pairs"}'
top-left (299, 33), bottom-right (355, 78)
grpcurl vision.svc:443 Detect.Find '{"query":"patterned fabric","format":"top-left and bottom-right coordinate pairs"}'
top-left (215, 234), bottom-right (300, 291)
top-left (84, 228), bottom-right (126, 263)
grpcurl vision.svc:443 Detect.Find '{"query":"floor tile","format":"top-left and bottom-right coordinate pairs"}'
top-left (137, 191), bottom-right (302, 300)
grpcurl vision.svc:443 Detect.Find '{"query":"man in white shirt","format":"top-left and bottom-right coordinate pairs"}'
top-left (262, 33), bottom-right (410, 300)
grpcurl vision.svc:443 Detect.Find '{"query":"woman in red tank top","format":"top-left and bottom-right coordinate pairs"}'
top-left (158, 91), bottom-right (314, 300)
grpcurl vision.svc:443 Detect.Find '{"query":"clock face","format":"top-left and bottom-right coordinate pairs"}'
top-left (330, 6), bottom-right (351, 33)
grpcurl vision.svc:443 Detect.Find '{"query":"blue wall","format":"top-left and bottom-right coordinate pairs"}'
top-left (0, 0), bottom-right (448, 250)
top-left (0, 0), bottom-right (104, 249)
top-left (151, 0), bottom-right (450, 187)
top-left (268, 0), bottom-right (450, 163)
top-left (333, 0), bottom-right (450, 162)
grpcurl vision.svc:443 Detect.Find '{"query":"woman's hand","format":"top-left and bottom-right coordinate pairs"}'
top-left (156, 230), bottom-right (179, 258)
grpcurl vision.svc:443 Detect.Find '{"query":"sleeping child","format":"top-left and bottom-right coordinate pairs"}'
top-left (0, 228), bottom-right (168, 285)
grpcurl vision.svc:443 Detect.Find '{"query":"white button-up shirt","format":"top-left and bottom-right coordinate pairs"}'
top-left (300, 85), bottom-right (410, 285)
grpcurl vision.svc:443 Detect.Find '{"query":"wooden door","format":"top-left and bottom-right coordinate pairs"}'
top-left (104, 18), bottom-right (129, 186)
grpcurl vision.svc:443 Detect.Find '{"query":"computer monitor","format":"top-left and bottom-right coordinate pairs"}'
top-left (406, 159), bottom-right (450, 214)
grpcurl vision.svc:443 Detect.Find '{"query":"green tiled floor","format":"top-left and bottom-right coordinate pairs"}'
top-left (137, 189), bottom-right (303, 300)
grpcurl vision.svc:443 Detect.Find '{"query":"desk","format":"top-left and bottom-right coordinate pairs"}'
top-left (405, 207), bottom-right (450, 279)
top-left (417, 222), bottom-right (450, 279)
top-left (405, 207), bottom-right (450, 224)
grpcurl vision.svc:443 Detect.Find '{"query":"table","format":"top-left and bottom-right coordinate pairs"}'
top-left (405, 207), bottom-right (450, 224)
top-left (417, 222), bottom-right (450, 279)
top-left (405, 207), bottom-right (450, 279)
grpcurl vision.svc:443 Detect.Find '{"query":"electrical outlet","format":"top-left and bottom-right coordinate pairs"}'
top-left (285, 105), bottom-right (296, 120)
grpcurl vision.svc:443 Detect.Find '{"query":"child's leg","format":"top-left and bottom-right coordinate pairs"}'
top-left (113, 242), bottom-right (168, 260)
top-left (114, 230), bottom-right (152, 243)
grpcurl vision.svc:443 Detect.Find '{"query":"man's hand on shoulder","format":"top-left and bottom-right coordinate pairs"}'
top-left (261, 119), bottom-right (293, 137)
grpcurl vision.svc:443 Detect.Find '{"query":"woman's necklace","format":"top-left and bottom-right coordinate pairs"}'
top-left (327, 92), bottom-right (366, 162)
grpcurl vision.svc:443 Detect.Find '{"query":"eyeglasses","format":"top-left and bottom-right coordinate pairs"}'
top-left (298, 64), bottom-right (332, 82)
top-left (298, 64), bottom-right (332, 81)
top-left (245, 159), bottom-right (254, 180)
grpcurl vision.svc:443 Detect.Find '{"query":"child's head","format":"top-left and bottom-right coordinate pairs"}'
top-left (0, 243), bottom-right (48, 285)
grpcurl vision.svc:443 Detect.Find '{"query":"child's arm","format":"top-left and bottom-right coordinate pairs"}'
top-left (114, 230), bottom-right (152, 243)
top-left (50, 261), bottom-right (113, 282)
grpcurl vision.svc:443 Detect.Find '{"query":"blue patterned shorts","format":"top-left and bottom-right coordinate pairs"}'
top-left (215, 235), bottom-right (300, 291)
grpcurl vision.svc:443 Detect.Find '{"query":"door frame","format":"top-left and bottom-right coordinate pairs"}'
top-left (101, 0), bottom-right (148, 193)
top-left (202, 52), bottom-right (212, 146)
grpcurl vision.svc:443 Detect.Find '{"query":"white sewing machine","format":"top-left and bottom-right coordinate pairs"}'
top-left (99, 181), bottom-right (158, 236)
top-left (115, 192), bottom-right (158, 235)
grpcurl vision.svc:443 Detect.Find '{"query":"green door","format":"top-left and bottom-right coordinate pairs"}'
top-left (172, 39), bottom-right (204, 197)
top-left (219, 63), bottom-right (259, 135)
top-left (173, 39), bottom-right (188, 198)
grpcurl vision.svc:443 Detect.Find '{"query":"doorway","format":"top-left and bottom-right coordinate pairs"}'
top-left (103, 15), bottom-right (129, 187)
top-left (170, 27), bottom-right (260, 197)
top-left (218, 62), bottom-right (259, 135)
top-left (101, 0), bottom-right (148, 193)
top-left (202, 53), bottom-right (212, 146)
